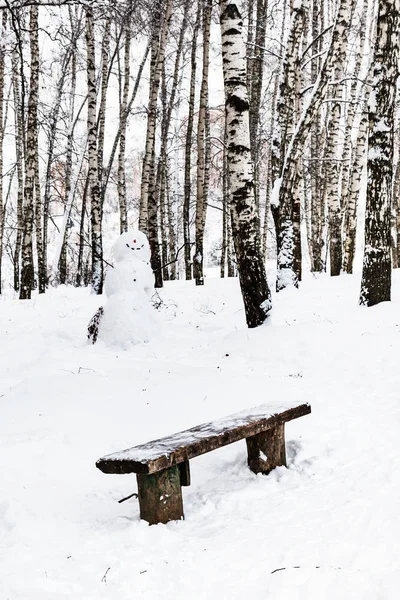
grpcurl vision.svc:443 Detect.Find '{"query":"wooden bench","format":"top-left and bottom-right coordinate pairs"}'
top-left (96, 402), bottom-right (311, 525)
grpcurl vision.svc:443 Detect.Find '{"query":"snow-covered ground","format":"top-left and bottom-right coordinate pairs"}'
top-left (1, 270), bottom-right (400, 599)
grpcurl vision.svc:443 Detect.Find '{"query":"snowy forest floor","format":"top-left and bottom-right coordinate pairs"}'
top-left (1, 269), bottom-right (400, 599)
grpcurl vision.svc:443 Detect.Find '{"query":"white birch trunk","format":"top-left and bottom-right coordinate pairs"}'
top-left (0, 11), bottom-right (6, 294)
top-left (272, 0), bottom-right (308, 290)
top-left (359, 0), bottom-right (399, 306)
top-left (324, 0), bottom-right (353, 277)
top-left (12, 50), bottom-right (24, 292)
top-left (139, 0), bottom-right (172, 233)
top-left (343, 104), bottom-right (368, 274)
top-left (97, 16), bottom-right (111, 202)
top-left (86, 8), bottom-right (103, 294)
top-left (194, 0), bottom-right (212, 286)
top-left (20, 6), bottom-right (39, 300)
top-left (183, 5), bottom-right (201, 281)
top-left (219, 0), bottom-right (272, 327)
top-left (117, 18), bottom-right (131, 234)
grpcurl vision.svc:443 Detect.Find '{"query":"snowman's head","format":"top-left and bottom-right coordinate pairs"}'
top-left (112, 230), bottom-right (151, 263)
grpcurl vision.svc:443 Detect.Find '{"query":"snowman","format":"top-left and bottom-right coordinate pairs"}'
top-left (88, 230), bottom-right (158, 346)
top-left (104, 231), bottom-right (154, 301)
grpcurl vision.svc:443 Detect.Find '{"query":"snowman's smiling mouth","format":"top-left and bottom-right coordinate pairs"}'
top-left (125, 243), bottom-right (145, 251)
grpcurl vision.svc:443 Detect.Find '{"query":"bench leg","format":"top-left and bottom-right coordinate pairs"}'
top-left (179, 460), bottom-right (191, 486)
top-left (246, 423), bottom-right (286, 474)
top-left (136, 465), bottom-right (184, 525)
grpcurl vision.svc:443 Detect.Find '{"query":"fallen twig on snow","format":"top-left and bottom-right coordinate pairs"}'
top-left (118, 492), bottom-right (138, 504)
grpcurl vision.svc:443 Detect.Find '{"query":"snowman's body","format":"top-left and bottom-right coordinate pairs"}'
top-left (104, 258), bottom-right (154, 300)
top-left (95, 230), bottom-right (157, 346)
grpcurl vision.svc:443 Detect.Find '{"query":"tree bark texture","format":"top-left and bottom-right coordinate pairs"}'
top-left (340, 0), bottom-right (367, 246)
top-left (360, 0), bottom-right (399, 306)
top-left (323, 0), bottom-right (352, 277)
top-left (20, 6), bottom-right (39, 300)
top-left (12, 50), bottom-right (24, 292)
top-left (248, 0), bottom-right (268, 213)
top-left (271, 0), bottom-right (308, 291)
top-left (158, 0), bottom-right (190, 280)
top-left (220, 0), bottom-right (272, 327)
top-left (97, 15), bottom-right (111, 204)
top-left (57, 30), bottom-right (77, 284)
top-left (0, 11), bottom-right (7, 294)
top-left (117, 17), bottom-right (131, 234)
top-left (86, 8), bottom-right (103, 294)
top-left (307, 0), bottom-right (326, 273)
top-left (343, 105), bottom-right (368, 274)
top-left (391, 136), bottom-right (400, 269)
top-left (183, 6), bottom-right (201, 281)
top-left (139, 0), bottom-right (172, 233)
top-left (194, 0), bottom-right (212, 286)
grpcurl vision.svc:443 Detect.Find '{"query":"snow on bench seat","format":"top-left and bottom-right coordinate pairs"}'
top-left (96, 401), bottom-right (311, 476)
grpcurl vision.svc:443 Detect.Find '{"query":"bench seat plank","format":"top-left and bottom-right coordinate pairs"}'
top-left (96, 402), bottom-right (311, 475)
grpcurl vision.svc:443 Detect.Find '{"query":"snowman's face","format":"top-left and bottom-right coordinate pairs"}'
top-left (112, 231), bottom-right (151, 263)
top-left (125, 237), bottom-right (146, 253)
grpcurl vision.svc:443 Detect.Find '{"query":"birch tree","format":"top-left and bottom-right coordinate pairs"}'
top-left (142, 0), bottom-right (172, 288)
top-left (12, 49), bottom-right (24, 292)
top-left (219, 0), bottom-right (272, 327)
top-left (273, 0), bottom-right (354, 291)
top-left (343, 102), bottom-right (368, 274)
top-left (247, 0), bottom-right (268, 211)
top-left (194, 0), bottom-right (212, 286)
top-left (86, 7), bottom-right (103, 294)
top-left (323, 0), bottom-right (352, 277)
top-left (139, 0), bottom-right (172, 233)
top-left (117, 15), bottom-right (131, 233)
top-left (20, 5), bottom-right (39, 300)
top-left (271, 0), bottom-right (308, 290)
top-left (359, 0), bottom-right (399, 306)
top-left (306, 0), bottom-right (326, 273)
top-left (183, 4), bottom-right (201, 280)
top-left (391, 128), bottom-right (400, 269)
top-left (0, 11), bottom-right (6, 293)
top-left (158, 0), bottom-right (190, 280)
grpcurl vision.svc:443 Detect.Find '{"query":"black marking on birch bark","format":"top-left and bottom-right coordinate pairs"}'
top-left (229, 143), bottom-right (251, 155)
top-left (221, 4), bottom-right (241, 22)
top-left (224, 28), bottom-right (241, 37)
top-left (226, 95), bottom-right (249, 113)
